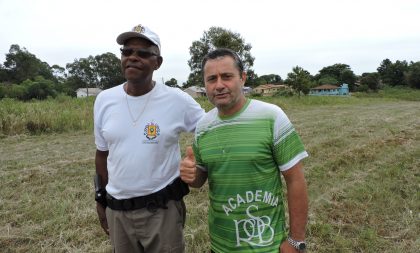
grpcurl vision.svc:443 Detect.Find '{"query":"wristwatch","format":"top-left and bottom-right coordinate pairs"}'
top-left (287, 236), bottom-right (306, 252)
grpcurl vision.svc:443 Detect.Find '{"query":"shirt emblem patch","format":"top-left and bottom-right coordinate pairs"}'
top-left (144, 122), bottom-right (160, 140)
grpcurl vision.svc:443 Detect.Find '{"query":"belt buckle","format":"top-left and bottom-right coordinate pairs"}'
top-left (146, 200), bottom-right (158, 213)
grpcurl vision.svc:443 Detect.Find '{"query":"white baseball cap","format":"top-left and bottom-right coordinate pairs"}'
top-left (116, 24), bottom-right (161, 52)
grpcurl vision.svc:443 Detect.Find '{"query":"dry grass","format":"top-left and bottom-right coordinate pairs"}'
top-left (0, 95), bottom-right (419, 252)
top-left (296, 102), bottom-right (420, 252)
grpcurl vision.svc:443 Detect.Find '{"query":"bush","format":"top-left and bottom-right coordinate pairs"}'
top-left (274, 89), bottom-right (294, 97)
top-left (0, 85), bottom-right (5, 99)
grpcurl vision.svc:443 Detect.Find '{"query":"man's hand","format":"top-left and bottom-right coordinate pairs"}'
top-left (96, 202), bottom-right (109, 235)
top-left (180, 146), bottom-right (197, 184)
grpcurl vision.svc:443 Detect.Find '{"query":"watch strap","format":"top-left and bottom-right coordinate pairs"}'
top-left (287, 236), bottom-right (306, 251)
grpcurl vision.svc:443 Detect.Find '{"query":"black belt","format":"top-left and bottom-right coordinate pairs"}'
top-left (106, 177), bottom-right (189, 212)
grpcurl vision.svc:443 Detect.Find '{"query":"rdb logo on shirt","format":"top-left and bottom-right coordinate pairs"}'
top-left (144, 122), bottom-right (160, 140)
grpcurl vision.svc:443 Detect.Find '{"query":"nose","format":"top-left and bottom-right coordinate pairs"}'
top-left (127, 54), bottom-right (140, 61)
top-left (214, 77), bottom-right (225, 90)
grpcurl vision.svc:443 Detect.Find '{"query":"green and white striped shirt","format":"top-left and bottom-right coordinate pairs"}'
top-left (193, 99), bottom-right (308, 253)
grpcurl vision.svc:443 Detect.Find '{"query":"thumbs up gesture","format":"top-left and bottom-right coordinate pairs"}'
top-left (180, 146), bottom-right (197, 184)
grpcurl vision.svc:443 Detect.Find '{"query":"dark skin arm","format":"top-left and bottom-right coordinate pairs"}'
top-left (279, 162), bottom-right (308, 253)
top-left (95, 149), bottom-right (109, 235)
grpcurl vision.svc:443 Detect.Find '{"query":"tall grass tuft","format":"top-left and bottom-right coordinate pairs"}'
top-left (0, 95), bottom-right (94, 135)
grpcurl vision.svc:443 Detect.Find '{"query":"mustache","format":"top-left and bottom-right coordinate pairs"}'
top-left (213, 90), bottom-right (229, 95)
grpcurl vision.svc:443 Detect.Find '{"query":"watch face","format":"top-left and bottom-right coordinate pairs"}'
top-left (298, 242), bottom-right (306, 250)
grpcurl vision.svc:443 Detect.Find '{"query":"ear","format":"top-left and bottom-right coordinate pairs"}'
top-left (240, 71), bottom-right (247, 86)
top-left (154, 56), bottom-right (163, 70)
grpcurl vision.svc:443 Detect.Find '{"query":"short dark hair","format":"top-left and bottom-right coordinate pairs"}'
top-left (201, 48), bottom-right (244, 78)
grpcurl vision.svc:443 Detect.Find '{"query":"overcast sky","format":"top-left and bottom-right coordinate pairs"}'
top-left (1, 0), bottom-right (419, 84)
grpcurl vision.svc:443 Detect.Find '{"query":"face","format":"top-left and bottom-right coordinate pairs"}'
top-left (203, 56), bottom-right (247, 116)
top-left (121, 38), bottom-right (162, 82)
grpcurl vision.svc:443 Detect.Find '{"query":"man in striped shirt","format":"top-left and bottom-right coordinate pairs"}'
top-left (180, 48), bottom-right (309, 253)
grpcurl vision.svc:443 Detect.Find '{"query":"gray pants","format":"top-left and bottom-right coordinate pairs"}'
top-left (106, 200), bottom-right (186, 253)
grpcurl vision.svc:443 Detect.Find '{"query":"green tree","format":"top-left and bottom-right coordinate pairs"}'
top-left (360, 72), bottom-right (381, 91)
top-left (93, 53), bottom-right (125, 89)
top-left (51, 64), bottom-right (66, 83)
top-left (317, 75), bottom-right (339, 85)
top-left (22, 77), bottom-right (57, 100)
top-left (183, 72), bottom-right (202, 88)
top-left (257, 74), bottom-right (283, 84)
top-left (54, 81), bottom-right (75, 97)
top-left (340, 69), bottom-right (357, 87)
top-left (6, 84), bottom-right (27, 100)
top-left (247, 74), bottom-right (282, 88)
top-left (2, 44), bottom-right (54, 84)
top-left (66, 57), bottom-right (95, 91)
top-left (0, 85), bottom-right (5, 98)
top-left (66, 53), bottom-right (124, 92)
top-left (285, 66), bottom-right (313, 96)
top-left (377, 58), bottom-right (392, 85)
top-left (240, 70), bottom-right (259, 87)
top-left (0, 65), bottom-right (8, 82)
top-left (316, 63), bottom-right (356, 91)
top-left (187, 27), bottom-right (255, 87)
top-left (377, 59), bottom-right (409, 86)
top-left (165, 78), bottom-right (178, 87)
top-left (405, 61), bottom-right (420, 89)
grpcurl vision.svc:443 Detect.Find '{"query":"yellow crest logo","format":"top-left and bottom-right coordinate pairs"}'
top-left (144, 122), bottom-right (160, 140)
top-left (133, 24), bottom-right (145, 34)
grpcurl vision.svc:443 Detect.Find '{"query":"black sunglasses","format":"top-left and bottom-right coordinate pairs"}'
top-left (120, 48), bottom-right (159, 58)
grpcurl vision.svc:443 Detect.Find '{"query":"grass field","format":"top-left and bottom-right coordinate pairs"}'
top-left (0, 90), bottom-right (419, 252)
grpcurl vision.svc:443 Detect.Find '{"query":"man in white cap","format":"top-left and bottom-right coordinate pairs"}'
top-left (93, 24), bottom-right (204, 253)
